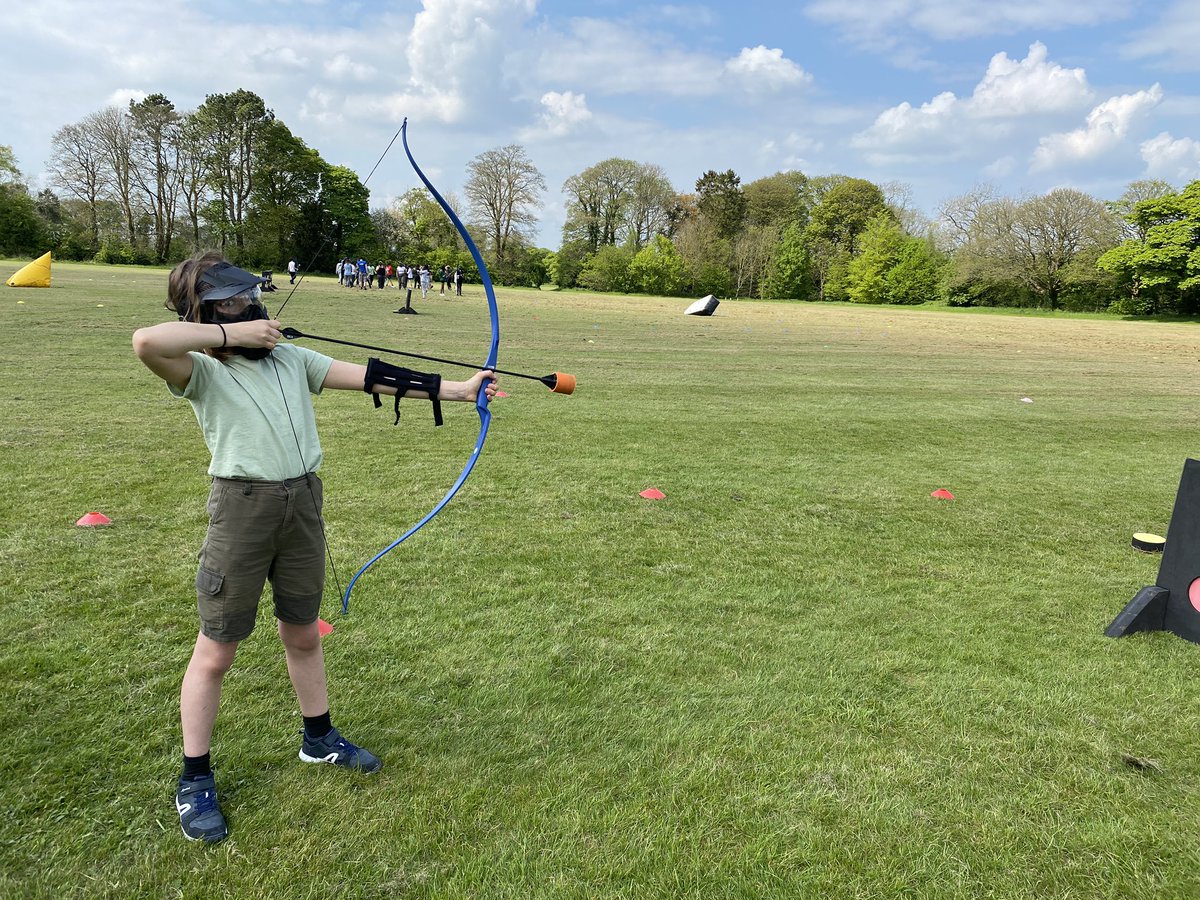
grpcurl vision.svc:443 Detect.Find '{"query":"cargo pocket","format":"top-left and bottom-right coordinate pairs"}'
top-left (196, 566), bottom-right (224, 597)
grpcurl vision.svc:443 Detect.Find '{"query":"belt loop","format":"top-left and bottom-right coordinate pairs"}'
top-left (242, 482), bottom-right (252, 496)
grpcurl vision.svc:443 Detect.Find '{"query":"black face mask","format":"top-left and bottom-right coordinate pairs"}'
top-left (205, 289), bottom-right (272, 360)
top-left (196, 263), bottom-right (273, 359)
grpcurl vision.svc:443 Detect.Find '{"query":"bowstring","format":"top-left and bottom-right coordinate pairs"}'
top-left (273, 123), bottom-right (404, 320)
top-left (267, 119), bottom-right (406, 612)
top-left (269, 355), bottom-right (345, 604)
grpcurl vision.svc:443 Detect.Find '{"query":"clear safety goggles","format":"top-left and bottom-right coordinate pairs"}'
top-left (206, 286), bottom-right (265, 322)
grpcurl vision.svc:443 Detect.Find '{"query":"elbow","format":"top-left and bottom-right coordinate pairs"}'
top-left (132, 328), bottom-right (152, 360)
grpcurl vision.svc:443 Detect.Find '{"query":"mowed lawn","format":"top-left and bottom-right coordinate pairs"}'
top-left (3, 259), bottom-right (1200, 897)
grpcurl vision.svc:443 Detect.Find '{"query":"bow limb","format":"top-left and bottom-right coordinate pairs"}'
top-left (341, 119), bottom-right (500, 612)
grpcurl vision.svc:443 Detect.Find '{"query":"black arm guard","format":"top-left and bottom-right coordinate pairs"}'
top-left (364, 357), bottom-right (443, 426)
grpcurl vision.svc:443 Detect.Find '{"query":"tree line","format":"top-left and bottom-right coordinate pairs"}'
top-left (1, 86), bottom-right (1197, 314)
top-left (546, 165), bottom-right (1200, 315)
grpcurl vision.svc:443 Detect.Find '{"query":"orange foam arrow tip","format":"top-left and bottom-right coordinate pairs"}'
top-left (640, 488), bottom-right (666, 500)
top-left (550, 372), bottom-right (576, 394)
top-left (75, 511), bottom-right (112, 526)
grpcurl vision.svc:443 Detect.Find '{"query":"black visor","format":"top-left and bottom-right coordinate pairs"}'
top-left (197, 262), bottom-right (267, 302)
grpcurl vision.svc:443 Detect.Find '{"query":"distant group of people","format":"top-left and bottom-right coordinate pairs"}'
top-left (335, 259), bottom-right (464, 297)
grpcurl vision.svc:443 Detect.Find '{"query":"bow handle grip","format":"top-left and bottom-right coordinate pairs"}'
top-left (477, 373), bottom-right (495, 414)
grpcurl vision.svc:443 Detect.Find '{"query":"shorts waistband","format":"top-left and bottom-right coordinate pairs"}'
top-left (212, 474), bottom-right (315, 488)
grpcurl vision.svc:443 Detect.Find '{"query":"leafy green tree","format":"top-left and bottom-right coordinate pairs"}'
top-left (247, 120), bottom-right (324, 266)
top-left (193, 89), bottom-right (275, 255)
top-left (0, 148), bottom-right (43, 255)
top-left (562, 158), bottom-right (638, 252)
top-left (128, 93), bottom-right (182, 262)
top-left (695, 169), bottom-right (747, 240)
top-left (630, 234), bottom-right (687, 295)
top-left (744, 171), bottom-right (811, 230)
top-left (1098, 181), bottom-right (1200, 314)
top-left (763, 223), bottom-right (812, 299)
top-left (0, 146), bottom-right (19, 181)
top-left (805, 178), bottom-right (889, 256)
top-left (846, 215), bottom-right (905, 304)
top-left (548, 238), bottom-right (591, 288)
top-left (1108, 179), bottom-right (1176, 242)
top-left (578, 244), bottom-right (635, 293)
top-left (320, 164), bottom-right (372, 262)
top-left (801, 178), bottom-right (889, 301)
top-left (389, 187), bottom-right (460, 259)
top-left (846, 215), bottom-right (945, 305)
top-left (887, 237), bottom-right (947, 305)
top-left (999, 188), bottom-right (1118, 310)
top-left (494, 242), bottom-right (549, 288)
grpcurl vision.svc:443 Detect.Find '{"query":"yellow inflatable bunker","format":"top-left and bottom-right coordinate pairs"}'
top-left (7, 251), bottom-right (52, 287)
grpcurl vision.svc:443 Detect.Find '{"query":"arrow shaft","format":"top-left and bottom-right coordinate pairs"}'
top-left (283, 328), bottom-right (544, 384)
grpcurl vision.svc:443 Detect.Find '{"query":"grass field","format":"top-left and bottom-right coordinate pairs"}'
top-left (3, 258), bottom-right (1200, 897)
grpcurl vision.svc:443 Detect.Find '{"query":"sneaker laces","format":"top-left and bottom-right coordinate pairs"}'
top-left (186, 784), bottom-right (218, 815)
top-left (330, 735), bottom-right (358, 758)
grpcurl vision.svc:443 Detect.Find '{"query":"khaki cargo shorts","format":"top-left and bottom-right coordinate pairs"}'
top-left (195, 474), bottom-right (326, 642)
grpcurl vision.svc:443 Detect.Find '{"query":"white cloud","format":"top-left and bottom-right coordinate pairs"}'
top-left (852, 43), bottom-right (1092, 153)
top-left (1140, 132), bottom-right (1200, 181)
top-left (1031, 84), bottom-right (1163, 171)
top-left (983, 155), bottom-right (1017, 177)
top-left (724, 46), bottom-right (812, 91)
top-left (401, 0), bottom-right (538, 122)
top-left (968, 42), bottom-right (1091, 117)
top-left (856, 91), bottom-right (958, 147)
top-left (298, 87), bottom-right (342, 127)
top-left (324, 53), bottom-right (376, 82)
top-left (764, 131), bottom-right (824, 169)
top-left (107, 89), bottom-right (148, 109)
top-left (530, 91), bottom-right (593, 137)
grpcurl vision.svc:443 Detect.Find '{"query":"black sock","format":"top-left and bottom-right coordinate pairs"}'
top-left (303, 711), bottom-right (332, 739)
top-left (182, 752), bottom-right (212, 780)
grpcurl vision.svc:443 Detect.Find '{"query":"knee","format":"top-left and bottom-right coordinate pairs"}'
top-left (191, 638), bottom-right (237, 678)
top-left (279, 621), bottom-right (320, 654)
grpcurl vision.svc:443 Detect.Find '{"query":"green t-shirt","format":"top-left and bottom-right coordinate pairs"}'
top-left (169, 344), bottom-right (334, 480)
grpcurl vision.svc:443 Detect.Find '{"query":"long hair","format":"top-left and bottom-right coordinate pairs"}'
top-left (165, 250), bottom-right (233, 361)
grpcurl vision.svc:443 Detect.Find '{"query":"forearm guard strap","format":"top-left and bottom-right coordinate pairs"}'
top-left (364, 357), bottom-right (443, 426)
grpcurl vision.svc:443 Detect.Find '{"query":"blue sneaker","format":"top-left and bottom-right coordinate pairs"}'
top-left (175, 774), bottom-right (228, 843)
top-left (298, 726), bottom-right (382, 773)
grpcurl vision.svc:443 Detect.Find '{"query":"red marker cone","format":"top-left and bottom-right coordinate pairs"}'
top-left (318, 619), bottom-right (333, 636)
top-left (639, 488), bottom-right (666, 500)
top-left (930, 489), bottom-right (955, 500)
top-left (75, 512), bottom-right (112, 526)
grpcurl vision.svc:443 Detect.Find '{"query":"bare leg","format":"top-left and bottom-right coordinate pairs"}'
top-left (278, 620), bottom-right (329, 716)
top-left (181, 633), bottom-right (239, 756)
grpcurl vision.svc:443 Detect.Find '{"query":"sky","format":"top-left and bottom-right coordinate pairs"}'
top-left (3, 0), bottom-right (1199, 248)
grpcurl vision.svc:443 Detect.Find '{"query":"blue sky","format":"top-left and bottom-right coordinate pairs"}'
top-left (3, 0), bottom-right (1198, 247)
